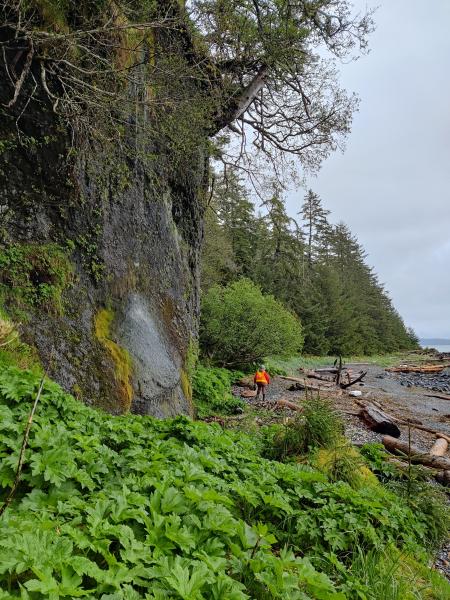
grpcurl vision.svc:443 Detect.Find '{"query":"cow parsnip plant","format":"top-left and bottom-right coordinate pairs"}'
top-left (0, 366), bottom-right (447, 599)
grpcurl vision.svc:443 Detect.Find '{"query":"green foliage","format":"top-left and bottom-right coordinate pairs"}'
top-left (0, 366), bottom-right (449, 598)
top-left (360, 443), bottom-right (401, 483)
top-left (192, 364), bottom-right (244, 418)
top-left (200, 278), bottom-right (303, 368)
top-left (267, 398), bottom-right (344, 461)
top-left (202, 173), bottom-right (419, 356)
top-left (361, 443), bottom-right (450, 550)
top-left (0, 243), bottom-right (73, 317)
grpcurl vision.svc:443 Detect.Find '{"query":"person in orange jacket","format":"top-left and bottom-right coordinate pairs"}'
top-left (254, 365), bottom-right (270, 401)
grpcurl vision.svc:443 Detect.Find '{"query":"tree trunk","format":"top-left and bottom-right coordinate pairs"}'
top-left (382, 436), bottom-right (450, 470)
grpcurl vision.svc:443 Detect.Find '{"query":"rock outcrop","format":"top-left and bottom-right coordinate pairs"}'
top-left (0, 47), bottom-right (204, 416)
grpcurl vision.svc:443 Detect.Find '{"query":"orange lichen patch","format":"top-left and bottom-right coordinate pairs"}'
top-left (94, 308), bottom-right (133, 412)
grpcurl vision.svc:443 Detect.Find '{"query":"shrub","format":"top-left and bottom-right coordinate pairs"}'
top-left (200, 278), bottom-right (303, 368)
top-left (192, 364), bottom-right (244, 417)
top-left (267, 397), bottom-right (344, 461)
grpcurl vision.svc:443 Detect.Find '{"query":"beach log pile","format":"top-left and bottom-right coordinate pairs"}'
top-left (351, 397), bottom-right (450, 485)
top-left (385, 364), bottom-right (449, 374)
top-left (382, 435), bottom-right (450, 471)
top-left (282, 365), bottom-right (368, 392)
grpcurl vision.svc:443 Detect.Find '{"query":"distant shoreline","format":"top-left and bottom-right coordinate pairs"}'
top-left (420, 338), bottom-right (450, 345)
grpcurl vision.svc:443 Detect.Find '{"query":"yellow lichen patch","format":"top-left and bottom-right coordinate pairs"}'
top-left (94, 308), bottom-right (133, 413)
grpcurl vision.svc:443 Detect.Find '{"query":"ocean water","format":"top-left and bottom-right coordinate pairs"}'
top-left (420, 342), bottom-right (450, 353)
top-left (430, 344), bottom-right (450, 353)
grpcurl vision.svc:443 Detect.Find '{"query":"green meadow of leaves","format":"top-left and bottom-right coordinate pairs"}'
top-left (0, 366), bottom-right (444, 599)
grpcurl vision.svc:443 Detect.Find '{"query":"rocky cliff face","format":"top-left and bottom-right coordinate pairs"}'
top-left (0, 57), bottom-right (205, 416)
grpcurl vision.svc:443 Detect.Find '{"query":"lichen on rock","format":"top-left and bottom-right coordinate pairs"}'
top-left (94, 308), bottom-right (133, 413)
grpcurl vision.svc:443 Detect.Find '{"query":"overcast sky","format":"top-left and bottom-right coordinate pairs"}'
top-left (285, 0), bottom-right (450, 339)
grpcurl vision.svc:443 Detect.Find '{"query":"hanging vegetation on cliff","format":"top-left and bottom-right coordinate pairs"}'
top-left (1, 0), bottom-right (373, 178)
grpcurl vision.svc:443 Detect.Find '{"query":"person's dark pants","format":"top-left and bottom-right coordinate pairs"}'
top-left (256, 383), bottom-right (267, 400)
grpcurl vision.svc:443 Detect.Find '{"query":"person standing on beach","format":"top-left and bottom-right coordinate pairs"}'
top-left (254, 365), bottom-right (270, 401)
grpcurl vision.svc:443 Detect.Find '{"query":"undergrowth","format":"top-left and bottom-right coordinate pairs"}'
top-left (192, 365), bottom-right (244, 418)
top-left (0, 367), bottom-right (449, 598)
top-left (265, 398), bottom-right (343, 461)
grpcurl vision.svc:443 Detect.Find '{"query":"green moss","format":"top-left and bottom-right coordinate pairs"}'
top-left (180, 368), bottom-right (193, 414)
top-left (0, 243), bottom-right (73, 319)
top-left (34, 0), bottom-right (70, 32)
top-left (185, 338), bottom-right (199, 378)
top-left (94, 308), bottom-right (133, 413)
top-left (0, 311), bottom-right (41, 371)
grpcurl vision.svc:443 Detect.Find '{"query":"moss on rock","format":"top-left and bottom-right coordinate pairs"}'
top-left (0, 242), bottom-right (73, 319)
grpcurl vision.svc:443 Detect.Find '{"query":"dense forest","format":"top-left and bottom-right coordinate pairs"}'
top-left (202, 172), bottom-right (418, 356)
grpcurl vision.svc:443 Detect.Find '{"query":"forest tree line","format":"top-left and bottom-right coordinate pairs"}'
top-left (201, 172), bottom-right (418, 356)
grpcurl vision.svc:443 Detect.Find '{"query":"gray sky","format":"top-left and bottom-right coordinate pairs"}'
top-left (285, 0), bottom-right (450, 339)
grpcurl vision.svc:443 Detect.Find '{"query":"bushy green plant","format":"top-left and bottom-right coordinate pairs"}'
top-left (200, 278), bottom-right (303, 368)
top-left (268, 397), bottom-right (344, 461)
top-left (192, 364), bottom-right (244, 417)
top-left (0, 365), bottom-right (449, 599)
top-left (360, 442), bottom-right (400, 483)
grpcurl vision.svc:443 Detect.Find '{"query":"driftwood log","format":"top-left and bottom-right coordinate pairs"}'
top-left (386, 364), bottom-right (448, 374)
top-left (435, 470), bottom-right (450, 486)
top-left (340, 371), bottom-right (367, 389)
top-left (300, 369), bottom-right (334, 382)
top-left (280, 376), bottom-right (334, 393)
top-left (240, 389), bottom-right (257, 398)
top-left (358, 403), bottom-right (401, 437)
top-left (276, 398), bottom-right (303, 412)
top-left (382, 435), bottom-right (450, 470)
top-left (280, 375), bottom-right (334, 387)
top-left (424, 392), bottom-right (450, 402)
top-left (353, 398), bottom-right (450, 442)
top-left (429, 437), bottom-right (448, 457)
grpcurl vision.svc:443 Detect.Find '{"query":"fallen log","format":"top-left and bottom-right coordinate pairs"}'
top-left (386, 364), bottom-right (448, 374)
top-left (340, 371), bottom-right (367, 389)
top-left (240, 389), bottom-right (257, 398)
top-left (276, 398), bottom-right (303, 412)
top-left (358, 404), bottom-right (401, 437)
top-left (353, 399), bottom-right (450, 441)
top-left (429, 437), bottom-right (448, 457)
top-left (280, 376), bottom-right (334, 390)
top-left (382, 435), bottom-right (450, 470)
top-left (435, 470), bottom-right (450, 486)
top-left (300, 369), bottom-right (335, 382)
top-left (435, 432), bottom-right (450, 444)
top-left (424, 392), bottom-right (450, 402)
